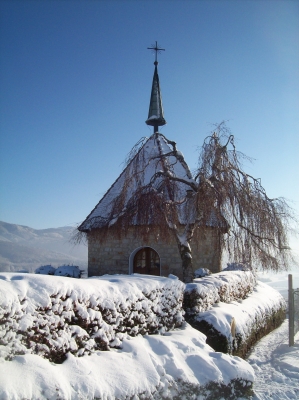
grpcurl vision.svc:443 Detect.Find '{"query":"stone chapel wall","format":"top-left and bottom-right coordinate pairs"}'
top-left (87, 227), bottom-right (221, 278)
top-left (191, 227), bottom-right (222, 274)
top-left (88, 228), bottom-right (183, 279)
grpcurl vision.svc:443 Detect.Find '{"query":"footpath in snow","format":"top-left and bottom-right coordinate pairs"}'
top-left (247, 319), bottom-right (299, 399)
top-left (247, 269), bottom-right (299, 400)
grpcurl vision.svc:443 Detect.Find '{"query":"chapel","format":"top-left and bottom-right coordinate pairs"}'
top-left (78, 43), bottom-right (224, 281)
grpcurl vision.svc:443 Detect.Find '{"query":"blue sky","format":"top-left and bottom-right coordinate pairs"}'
top-left (0, 0), bottom-right (298, 248)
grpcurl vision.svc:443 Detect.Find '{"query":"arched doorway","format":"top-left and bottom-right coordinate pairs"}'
top-left (133, 247), bottom-right (160, 276)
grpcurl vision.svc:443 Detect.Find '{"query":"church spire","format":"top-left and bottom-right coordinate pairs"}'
top-left (146, 41), bottom-right (166, 134)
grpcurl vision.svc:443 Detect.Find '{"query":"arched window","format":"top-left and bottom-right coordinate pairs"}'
top-left (133, 247), bottom-right (160, 276)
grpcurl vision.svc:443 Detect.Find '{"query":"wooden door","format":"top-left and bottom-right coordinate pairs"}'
top-left (133, 247), bottom-right (160, 276)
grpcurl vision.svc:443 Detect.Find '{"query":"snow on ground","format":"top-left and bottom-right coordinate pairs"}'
top-left (257, 269), bottom-right (299, 300)
top-left (247, 320), bottom-right (299, 399)
top-left (0, 273), bottom-right (254, 399)
top-left (0, 322), bottom-right (254, 400)
top-left (0, 324), bottom-right (254, 399)
top-left (0, 270), bottom-right (299, 399)
top-left (246, 269), bottom-right (299, 399)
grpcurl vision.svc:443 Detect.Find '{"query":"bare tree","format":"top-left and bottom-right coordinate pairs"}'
top-left (195, 123), bottom-right (296, 274)
top-left (76, 122), bottom-right (297, 282)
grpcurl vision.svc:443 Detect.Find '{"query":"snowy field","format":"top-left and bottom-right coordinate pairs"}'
top-left (257, 269), bottom-right (299, 300)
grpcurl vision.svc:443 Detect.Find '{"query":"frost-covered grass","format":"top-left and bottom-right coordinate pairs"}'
top-left (189, 281), bottom-right (286, 357)
top-left (0, 273), bottom-right (184, 363)
top-left (184, 270), bottom-right (257, 317)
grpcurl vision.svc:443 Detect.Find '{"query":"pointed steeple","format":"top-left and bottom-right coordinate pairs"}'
top-left (146, 42), bottom-right (166, 133)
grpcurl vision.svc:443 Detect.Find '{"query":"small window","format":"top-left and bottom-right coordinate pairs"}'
top-left (133, 247), bottom-right (160, 276)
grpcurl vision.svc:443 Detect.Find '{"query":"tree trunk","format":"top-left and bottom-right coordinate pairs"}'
top-left (179, 244), bottom-right (194, 283)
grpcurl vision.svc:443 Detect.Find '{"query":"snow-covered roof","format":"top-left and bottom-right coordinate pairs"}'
top-left (78, 133), bottom-right (196, 232)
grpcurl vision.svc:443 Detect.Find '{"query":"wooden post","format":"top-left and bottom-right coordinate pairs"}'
top-left (289, 274), bottom-right (294, 346)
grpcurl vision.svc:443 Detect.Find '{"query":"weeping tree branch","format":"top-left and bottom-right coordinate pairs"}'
top-left (76, 122), bottom-right (298, 279)
top-left (194, 123), bottom-right (297, 271)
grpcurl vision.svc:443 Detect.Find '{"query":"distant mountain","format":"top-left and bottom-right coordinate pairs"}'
top-left (0, 221), bottom-right (87, 274)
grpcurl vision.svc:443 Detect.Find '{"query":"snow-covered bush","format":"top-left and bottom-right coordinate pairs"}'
top-left (194, 267), bottom-right (211, 278)
top-left (54, 265), bottom-right (81, 278)
top-left (0, 321), bottom-right (254, 399)
top-left (35, 265), bottom-right (56, 275)
top-left (184, 270), bottom-right (257, 317)
top-left (0, 273), bottom-right (185, 363)
top-left (190, 281), bottom-right (286, 356)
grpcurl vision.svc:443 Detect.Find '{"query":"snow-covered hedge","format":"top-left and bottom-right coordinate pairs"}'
top-left (0, 273), bottom-right (184, 363)
top-left (0, 323), bottom-right (254, 400)
top-left (184, 270), bottom-right (257, 317)
top-left (189, 281), bottom-right (286, 357)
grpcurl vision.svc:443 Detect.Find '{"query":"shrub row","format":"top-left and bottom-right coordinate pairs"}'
top-left (188, 281), bottom-right (286, 357)
top-left (0, 274), bottom-right (185, 363)
top-left (183, 270), bottom-right (257, 318)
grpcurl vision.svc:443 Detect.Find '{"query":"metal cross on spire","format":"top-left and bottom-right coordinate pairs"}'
top-left (146, 41), bottom-right (166, 133)
top-left (147, 41), bottom-right (165, 65)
